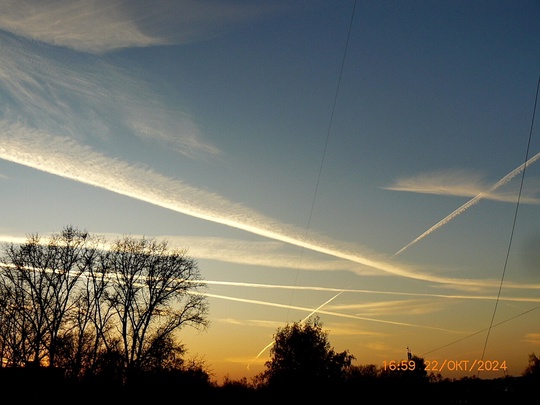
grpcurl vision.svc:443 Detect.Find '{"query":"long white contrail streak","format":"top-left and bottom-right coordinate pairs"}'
top-left (0, 128), bottom-right (501, 288)
top-left (393, 151), bottom-right (540, 257)
top-left (3, 253), bottom-right (540, 299)
top-left (213, 276), bottom-right (540, 367)
top-left (198, 291), bottom-right (457, 332)
top-left (199, 280), bottom-right (540, 301)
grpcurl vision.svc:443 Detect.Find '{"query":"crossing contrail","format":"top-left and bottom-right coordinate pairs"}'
top-left (393, 151), bottom-right (540, 257)
top-left (247, 291), bottom-right (346, 370)
top-left (196, 291), bottom-right (458, 332)
top-left (285, 151), bottom-right (540, 353)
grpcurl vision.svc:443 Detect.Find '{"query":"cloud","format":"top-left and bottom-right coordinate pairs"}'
top-left (364, 341), bottom-right (398, 354)
top-left (388, 153), bottom-right (540, 256)
top-left (3, 232), bottom-right (540, 301)
top-left (329, 299), bottom-right (446, 317)
top-left (322, 323), bottom-right (384, 337)
top-left (0, 235), bottom-right (27, 245)
top-left (219, 318), bottom-right (282, 329)
top-left (228, 355), bottom-right (267, 366)
top-left (149, 235), bottom-right (383, 274)
top-left (200, 291), bottom-right (453, 330)
top-left (0, 0), bottom-right (281, 54)
top-left (384, 168), bottom-right (540, 204)
top-left (0, 31), bottom-right (219, 157)
top-left (0, 0), bottom-right (160, 53)
top-left (523, 333), bottom-right (540, 345)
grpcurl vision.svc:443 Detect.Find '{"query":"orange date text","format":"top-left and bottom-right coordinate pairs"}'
top-left (425, 359), bottom-right (507, 372)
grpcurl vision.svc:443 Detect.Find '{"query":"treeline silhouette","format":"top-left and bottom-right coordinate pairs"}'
top-left (0, 226), bottom-right (538, 403)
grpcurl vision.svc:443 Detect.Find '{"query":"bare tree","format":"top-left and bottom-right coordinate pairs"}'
top-left (104, 235), bottom-right (208, 379)
top-left (0, 227), bottom-right (209, 387)
top-left (0, 276), bottom-right (35, 366)
top-left (55, 234), bottom-right (113, 379)
top-left (0, 226), bottom-right (96, 367)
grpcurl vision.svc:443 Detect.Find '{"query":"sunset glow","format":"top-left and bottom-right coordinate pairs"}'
top-left (0, 0), bottom-right (539, 385)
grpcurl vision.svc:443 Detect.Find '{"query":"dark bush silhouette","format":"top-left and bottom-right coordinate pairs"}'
top-left (256, 316), bottom-right (355, 397)
top-left (523, 352), bottom-right (540, 379)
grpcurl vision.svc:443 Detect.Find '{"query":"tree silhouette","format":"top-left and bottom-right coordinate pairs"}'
top-left (523, 352), bottom-right (540, 379)
top-left (257, 316), bottom-right (354, 394)
top-left (105, 235), bottom-right (208, 382)
top-left (0, 226), bottom-right (209, 388)
top-left (0, 226), bottom-right (98, 367)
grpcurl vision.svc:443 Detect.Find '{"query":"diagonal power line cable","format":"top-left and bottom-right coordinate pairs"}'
top-left (286, 0), bottom-right (357, 317)
top-left (247, 1), bottom-right (358, 370)
top-left (479, 74), bottom-right (540, 374)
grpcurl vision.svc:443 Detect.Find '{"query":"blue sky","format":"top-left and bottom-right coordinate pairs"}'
top-left (1, 0), bottom-right (539, 383)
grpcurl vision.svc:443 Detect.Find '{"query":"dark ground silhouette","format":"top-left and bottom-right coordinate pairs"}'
top-left (0, 366), bottom-right (536, 404)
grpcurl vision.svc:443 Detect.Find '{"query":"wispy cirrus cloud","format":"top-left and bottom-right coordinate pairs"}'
top-left (384, 168), bottom-right (540, 204)
top-left (364, 341), bottom-right (400, 355)
top-left (329, 299), bottom-right (446, 317)
top-left (4, 230), bottom-right (539, 300)
top-left (151, 235), bottom-right (383, 274)
top-left (320, 323), bottom-right (385, 337)
top-left (219, 318), bottom-right (283, 329)
top-left (0, 31), bottom-right (219, 157)
top-left (386, 154), bottom-right (540, 256)
top-left (523, 333), bottom-right (540, 345)
top-left (200, 291), bottom-right (456, 332)
top-left (0, 0), bottom-right (160, 53)
top-left (0, 0), bottom-right (282, 54)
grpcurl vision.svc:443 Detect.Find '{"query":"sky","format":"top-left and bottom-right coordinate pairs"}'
top-left (0, 0), bottom-right (539, 384)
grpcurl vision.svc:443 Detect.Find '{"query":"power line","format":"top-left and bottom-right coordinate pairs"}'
top-left (286, 0), bottom-right (357, 319)
top-left (479, 74), bottom-right (540, 374)
top-left (422, 304), bottom-right (540, 357)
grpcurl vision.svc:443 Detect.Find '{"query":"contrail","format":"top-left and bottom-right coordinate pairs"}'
top-left (281, 148), bottom-right (540, 356)
top-left (198, 280), bottom-right (540, 297)
top-left (393, 151), bottom-right (540, 257)
top-left (226, 274), bottom-right (540, 368)
top-left (0, 127), bottom-right (506, 289)
top-left (198, 291), bottom-right (458, 332)
top-left (3, 249), bottom-right (540, 299)
top-left (247, 291), bottom-right (345, 370)
top-left (4, 228), bottom-right (540, 292)
top-left (198, 292), bottom-right (458, 333)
